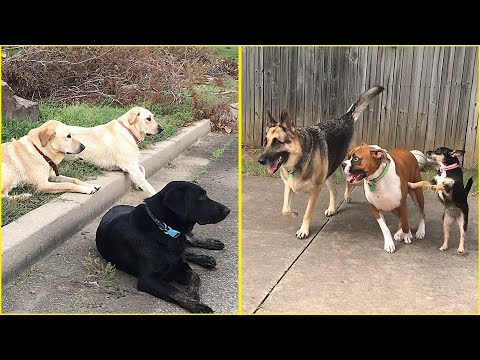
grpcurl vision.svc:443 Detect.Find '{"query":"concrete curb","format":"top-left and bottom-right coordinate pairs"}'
top-left (2, 119), bottom-right (211, 284)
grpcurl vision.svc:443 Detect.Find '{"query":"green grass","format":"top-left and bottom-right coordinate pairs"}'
top-left (82, 253), bottom-right (116, 282)
top-left (242, 148), bottom-right (478, 196)
top-left (210, 46), bottom-right (238, 60)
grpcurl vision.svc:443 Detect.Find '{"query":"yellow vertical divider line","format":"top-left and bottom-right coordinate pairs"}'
top-left (472, 45), bottom-right (480, 315)
top-left (0, 44), bottom-right (3, 314)
top-left (237, 45), bottom-right (243, 315)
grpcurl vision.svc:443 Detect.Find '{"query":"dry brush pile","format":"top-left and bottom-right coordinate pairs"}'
top-left (2, 46), bottom-right (238, 132)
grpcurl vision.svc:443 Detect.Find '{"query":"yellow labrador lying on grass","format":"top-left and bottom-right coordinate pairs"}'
top-left (2, 120), bottom-right (100, 199)
top-left (67, 107), bottom-right (163, 196)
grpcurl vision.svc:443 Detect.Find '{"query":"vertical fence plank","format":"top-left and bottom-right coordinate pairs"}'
top-left (295, 47), bottom-right (306, 127)
top-left (445, 47), bottom-right (466, 149)
top-left (464, 49), bottom-right (478, 168)
top-left (287, 47), bottom-right (298, 123)
top-left (271, 47), bottom-right (282, 121)
top-left (263, 46), bottom-right (273, 129)
top-left (424, 47), bottom-right (444, 151)
top-left (405, 46), bottom-right (424, 150)
top-left (435, 47), bottom-right (455, 147)
top-left (453, 47), bottom-right (475, 154)
top-left (253, 46), bottom-right (264, 147)
top-left (304, 47), bottom-right (315, 125)
top-left (414, 46), bottom-right (434, 152)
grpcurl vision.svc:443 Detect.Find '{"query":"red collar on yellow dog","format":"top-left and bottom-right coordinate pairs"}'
top-left (144, 203), bottom-right (181, 239)
top-left (440, 163), bottom-right (460, 172)
top-left (117, 120), bottom-right (140, 144)
top-left (33, 144), bottom-right (59, 176)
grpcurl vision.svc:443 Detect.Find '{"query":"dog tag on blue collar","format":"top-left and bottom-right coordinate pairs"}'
top-left (165, 226), bottom-right (180, 238)
top-left (368, 183), bottom-right (377, 192)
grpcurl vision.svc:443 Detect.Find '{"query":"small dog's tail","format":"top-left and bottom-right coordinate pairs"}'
top-left (347, 86), bottom-right (384, 121)
top-left (465, 177), bottom-right (473, 196)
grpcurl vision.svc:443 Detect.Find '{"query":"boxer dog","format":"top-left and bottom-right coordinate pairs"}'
top-left (342, 143), bottom-right (425, 253)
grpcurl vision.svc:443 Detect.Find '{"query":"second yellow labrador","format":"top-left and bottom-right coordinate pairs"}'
top-left (2, 120), bottom-right (101, 198)
top-left (67, 107), bottom-right (163, 196)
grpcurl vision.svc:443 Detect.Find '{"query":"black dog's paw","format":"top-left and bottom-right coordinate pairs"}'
top-left (186, 233), bottom-right (225, 250)
top-left (199, 255), bottom-right (217, 269)
top-left (193, 303), bottom-right (214, 313)
top-left (197, 238), bottom-right (225, 250)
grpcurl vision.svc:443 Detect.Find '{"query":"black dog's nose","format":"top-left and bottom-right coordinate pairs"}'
top-left (258, 154), bottom-right (267, 165)
top-left (341, 162), bottom-right (347, 170)
top-left (223, 207), bottom-right (231, 216)
top-left (80, 143), bottom-right (86, 152)
top-left (157, 124), bottom-right (164, 133)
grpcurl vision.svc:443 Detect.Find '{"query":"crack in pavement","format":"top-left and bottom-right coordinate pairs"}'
top-left (253, 185), bottom-right (357, 314)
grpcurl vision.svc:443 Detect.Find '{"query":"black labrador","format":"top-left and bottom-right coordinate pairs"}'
top-left (95, 181), bottom-right (230, 313)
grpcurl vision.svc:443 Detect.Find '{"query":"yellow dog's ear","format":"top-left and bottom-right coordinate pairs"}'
top-left (127, 108), bottom-right (141, 124)
top-left (38, 127), bottom-right (55, 147)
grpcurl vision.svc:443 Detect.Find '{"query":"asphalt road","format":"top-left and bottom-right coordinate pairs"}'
top-left (3, 133), bottom-right (238, 314)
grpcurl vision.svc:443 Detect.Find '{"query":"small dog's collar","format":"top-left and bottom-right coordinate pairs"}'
top-left (440, 163), bottom-right (460, 172)
top-left (33, 144), bottom-right (59, 176)
top-left (118, 120), bottom-right (141, 144)
top-left (144, 203), bottom-right (181, 238)
top-left (288, 170), bottom-right (296, 179)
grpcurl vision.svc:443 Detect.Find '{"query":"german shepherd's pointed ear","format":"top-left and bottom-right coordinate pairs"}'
top-left (370, 148), bottom-right (390, 163)
top-left (280, 109), bottom-right (294, 130)
top-left (127, 108), bottom-right (141, 124)
top-left (450, 149), bottom-right (465, 157)
top-left (163, 188), bottom-right (186, 217)
top-left (266, 109), bottom-right (277, 126)
top-left (38, 127), bottom-right (56, 147)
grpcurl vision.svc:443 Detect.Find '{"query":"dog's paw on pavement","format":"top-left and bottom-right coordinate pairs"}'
top-left (193, 303), bottom-right (214, 313)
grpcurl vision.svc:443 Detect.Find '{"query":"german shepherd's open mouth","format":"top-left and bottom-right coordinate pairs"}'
top-left (259, 151), bottom-right (289, 174)
top-left (346, 169), bottom-right (367, 184)
top-left (267, 152), bottom-right (289, 174)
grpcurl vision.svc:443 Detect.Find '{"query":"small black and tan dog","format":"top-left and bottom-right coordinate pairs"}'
top-left (95, 181), bottom-right (230, 313)
top-left (258, 86), bottom-right (384, 239)
top-left (408, 147), bottom-right (473, 253)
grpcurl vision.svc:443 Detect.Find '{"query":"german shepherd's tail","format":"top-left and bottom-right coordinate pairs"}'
top-left (347, 86), bottom-right (384, 121)
top-left (465, 177), bottom-right (473, 196)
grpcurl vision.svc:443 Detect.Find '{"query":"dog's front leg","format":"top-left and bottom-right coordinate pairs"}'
top-left (344, 182), bottom-right (354, 203)
top-left (137, 273), bottom-right (213, 313)
top-left (185, 252), bottom-right (216, 269)
top-left (124, 164), bottom-right (156, 196)
top-left (282, 184), bottom-right (297, 219)
top-left (370, 204), bottom-right (395, 253)
top-left (186, 232), bottom-right (224, 250)
top-left (393, 200), bottom-right (413, 244)
top-left (174, 262), bottom-right (202, 301)
top-left (36, 180), bottom-right (99, 195)
top-left (408, 180), bottom-right (443, 191)
top-left (50, 175), bottom-right (100, 191)
top-left (296, 188), bottom-right (320, 239)
top-left (325, 175), bottom-right (337, 216)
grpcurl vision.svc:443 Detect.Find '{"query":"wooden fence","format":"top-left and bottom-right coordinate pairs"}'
top-left (242, 46), bottom-right (478, 168)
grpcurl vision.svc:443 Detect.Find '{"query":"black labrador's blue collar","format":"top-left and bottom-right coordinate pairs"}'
top-left (144, 203), bottom-right (181, 239)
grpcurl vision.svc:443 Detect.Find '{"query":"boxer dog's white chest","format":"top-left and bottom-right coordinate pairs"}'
top-left (364, 158), bottom-right (402, 211)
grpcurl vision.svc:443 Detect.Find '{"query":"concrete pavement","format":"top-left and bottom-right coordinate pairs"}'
top-left (242, 175), bottom-right (478, 314)
top-left (3, 133), bottom-right (238, 314)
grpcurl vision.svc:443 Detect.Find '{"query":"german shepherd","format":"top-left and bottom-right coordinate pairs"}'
top-left (258, 86), bottom-right (384, 239)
